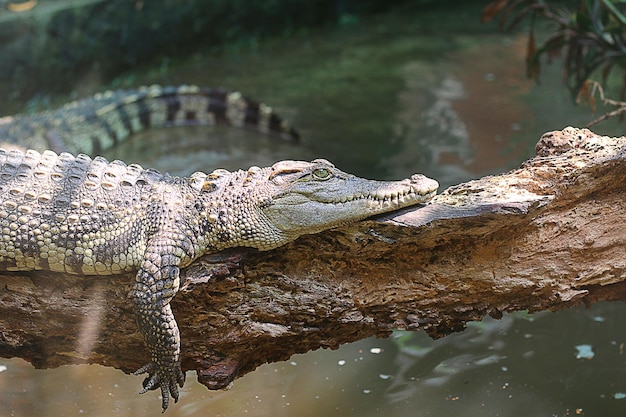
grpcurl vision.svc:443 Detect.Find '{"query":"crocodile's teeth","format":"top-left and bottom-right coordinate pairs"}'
top-left (375, 191), bottom-right (388, 200)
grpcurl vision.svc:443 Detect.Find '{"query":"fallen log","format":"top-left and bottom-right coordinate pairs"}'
top-left (0, 126), bottom-right (624, 392)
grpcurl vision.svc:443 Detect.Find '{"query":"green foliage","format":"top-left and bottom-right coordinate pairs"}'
top-left (482, 0), bottom-right (626, 103)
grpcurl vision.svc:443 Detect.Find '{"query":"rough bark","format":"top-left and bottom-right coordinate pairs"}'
top-left (1, 127), bottom-right (625, 391)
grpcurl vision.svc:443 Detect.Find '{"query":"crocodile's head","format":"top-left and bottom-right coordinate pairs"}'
top-left (194, 159), bottom-right (438, 251)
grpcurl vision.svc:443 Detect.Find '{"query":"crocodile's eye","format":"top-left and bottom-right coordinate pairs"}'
top-left (312, 168), bottom-right (332, 180)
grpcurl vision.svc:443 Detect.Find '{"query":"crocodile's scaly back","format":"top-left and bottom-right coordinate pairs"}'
top-left (0, 88), bottom-right (439, 413)
top-left (0, 85), bottom-right (299, 155)
top-left (0, 148), bottom-right (164, 274)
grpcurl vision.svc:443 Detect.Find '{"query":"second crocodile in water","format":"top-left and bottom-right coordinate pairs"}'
top-left (0, 88), bottom-right (439, 412)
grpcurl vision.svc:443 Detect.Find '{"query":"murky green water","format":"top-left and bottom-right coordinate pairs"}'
top-left (2, 3), bottom-right (626, 417)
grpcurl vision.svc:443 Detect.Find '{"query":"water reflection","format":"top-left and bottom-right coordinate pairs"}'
top-left (384, 36), bottom-right (538, 187)
top-left (102, 124), bottom-right (312, 177)
top-left (2, 303), bottom-right (626, 416)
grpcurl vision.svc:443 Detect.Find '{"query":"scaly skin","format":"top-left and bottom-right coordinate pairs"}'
top-left (0, 149), bottom-right (438, 411)
top-left (0, 85), bottom-right (298, 155)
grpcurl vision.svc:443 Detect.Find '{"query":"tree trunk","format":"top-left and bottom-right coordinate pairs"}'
top-left (1, 127), bottom-right (624, 391)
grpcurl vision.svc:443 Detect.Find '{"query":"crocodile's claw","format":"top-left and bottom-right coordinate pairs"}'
top-left (134, 361), bottom-right (186, 412)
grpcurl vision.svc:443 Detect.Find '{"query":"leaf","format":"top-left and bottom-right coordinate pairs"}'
top-left (601, 0), bottom-right (626, 27)
top-left (482, 0), bottom-right (510, 23)
top-left (505, 8), bottom-right (531, 31)
top-left (574, 5), bottom-right (594, 31)
top-left (576, 80), bottom-right (597, 112)
top-left (542, 31), bottom-right (567, 62)
top-left (526, 29), bottom-right (542, 81)
top-left (500, 0), bottom-right (529, 29)
top-left (505, 3), bottom-right (546, 32)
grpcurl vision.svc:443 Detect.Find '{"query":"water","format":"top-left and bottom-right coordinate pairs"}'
top-left (2, 3), bottom-right (626, 417)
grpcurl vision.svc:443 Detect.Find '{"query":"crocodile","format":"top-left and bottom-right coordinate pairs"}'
top-left (0, 88), bottom-right (439, 412)
top-left (0, 84), bottom-right (299, 155)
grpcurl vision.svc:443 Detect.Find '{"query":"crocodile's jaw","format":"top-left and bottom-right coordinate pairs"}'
top-left (261, 172), bottom-right (438, 239)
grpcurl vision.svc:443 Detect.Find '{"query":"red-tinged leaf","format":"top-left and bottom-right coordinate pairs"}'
top-left (505, 4), bottom-right (539, 32)
top-left (498, 0), bottom-right (527, 29)
top-left (534, 30), bottom-right (566, 51)
top-left (547, 47), bottom-right (562, 62)
top-left (576, 80), bottom-right (589, 104)
top-left (576, 80), bottom-right (596, 112)
top-left (543, 32), bottom-right (566, 62)
top-left (526, 29), bottom-right (541, 81)
top-left (482, 0), bottom-right (509, 23)
top-left (527, 29), bottom-right (536, 56)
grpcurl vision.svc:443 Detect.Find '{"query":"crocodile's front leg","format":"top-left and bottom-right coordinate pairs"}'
top-left (130, 244), bottom-right (187, 412)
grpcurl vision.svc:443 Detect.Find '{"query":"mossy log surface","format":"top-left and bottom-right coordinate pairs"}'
top-left (1, 127), bottom-right (624, 391)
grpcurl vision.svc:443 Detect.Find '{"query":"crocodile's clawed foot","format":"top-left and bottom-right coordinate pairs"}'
top-left (134, 362), bottom-right (186, 412)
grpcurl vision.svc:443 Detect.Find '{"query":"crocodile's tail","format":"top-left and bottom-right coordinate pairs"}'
top-left (0, 85), bottom-right (299, 155)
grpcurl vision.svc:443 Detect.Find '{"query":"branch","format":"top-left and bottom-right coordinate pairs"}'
top-left (1, 127), bottom-right (625, 393)
top-left (579, 80), bottom-right (626, 127)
